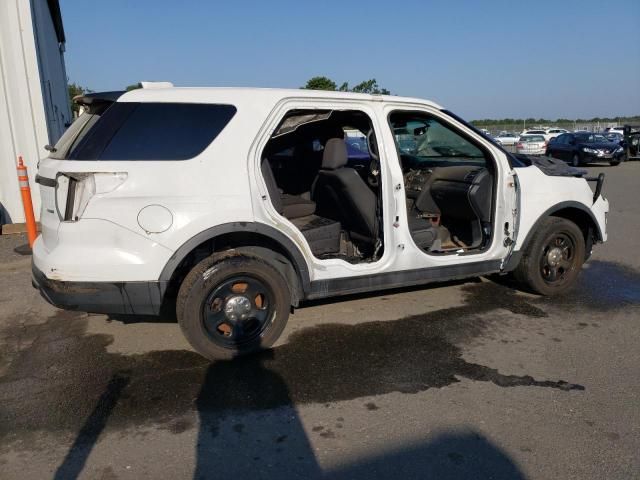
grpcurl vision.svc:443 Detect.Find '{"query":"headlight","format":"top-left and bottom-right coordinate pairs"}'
top-left (616, 146), bottom-right (623, 153)
top-left (582, 147), bottom-right (597, 154)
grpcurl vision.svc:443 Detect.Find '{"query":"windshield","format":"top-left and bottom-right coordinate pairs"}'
top-left (441, 109), bottom-right (526, 167)
top-left (577, 134), bottom-right (609, 143)
top-left (391, 117), bottom-right (484, 159)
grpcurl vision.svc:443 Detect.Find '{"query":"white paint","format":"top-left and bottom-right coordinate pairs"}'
top-left (32, 87), bottom-right (609, 286)
top-left (137, 205), bottom-right (173, 234)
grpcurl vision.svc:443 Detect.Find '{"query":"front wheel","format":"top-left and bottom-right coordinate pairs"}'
top-left (514, 217), bottom-right (585, 295)
top-left (177, 252), bottom-right (291, 360)
top-left (610, 160), bottom-right (620, 166)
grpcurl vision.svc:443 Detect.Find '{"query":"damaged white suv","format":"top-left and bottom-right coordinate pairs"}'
top-left (32, 84), bottom-right (609, 360)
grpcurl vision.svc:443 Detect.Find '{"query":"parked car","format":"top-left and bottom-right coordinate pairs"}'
top-left (604, 131), bottom-right (627, 154)
top-left (604, 126), bottom-right (624, 136)
top-left (545, 128), bottom-right (569, 140)
top-left (516, 134), bottom-right (547, 155)
top-left (546, 132), bottom-right (624, 166)
top-left (604, 131), bottom-right (623, 143)
top-left (521, 129), bottom-right (547, 137)
top-left (32, 85), bottom-right (609, 360)
top-left (494, 132), bottom-right (519, 146)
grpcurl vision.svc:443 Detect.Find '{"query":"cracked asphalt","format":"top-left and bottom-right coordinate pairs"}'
top-left (1, 163), bottom-right (639, 479)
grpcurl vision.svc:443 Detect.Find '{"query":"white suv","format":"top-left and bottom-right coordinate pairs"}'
top-left (32, 85), bottom-right (609, 360)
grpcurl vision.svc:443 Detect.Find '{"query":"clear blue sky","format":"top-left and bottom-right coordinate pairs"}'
top-left (60, 0), bottom-right (640, 120)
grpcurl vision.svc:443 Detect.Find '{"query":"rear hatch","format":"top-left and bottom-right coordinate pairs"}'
top-left (36, 91), bottom-right (238, 252)
top-left (36, 92), bottom-right (124, 251)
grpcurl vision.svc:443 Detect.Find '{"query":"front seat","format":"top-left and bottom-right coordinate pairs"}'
top-left (312, 138), bottom-right (378, 248)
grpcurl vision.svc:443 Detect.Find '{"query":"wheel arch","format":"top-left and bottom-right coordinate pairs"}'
top-left (159, 222), bottom-right (311, 306)
top-left (519, 201), bottom-right (603, 255)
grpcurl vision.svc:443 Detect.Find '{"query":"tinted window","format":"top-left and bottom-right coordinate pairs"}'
top-left (50, 101), bottom-right (114, 159)
top-left (68, 103), bottom-right (237, 161)
top-left (555, 134), bottom-right (567, 144)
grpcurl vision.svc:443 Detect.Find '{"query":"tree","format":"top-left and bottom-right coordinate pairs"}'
top-left (302, 76), bottom-right (391, 94)
top-left (125, 83), bottom-right (142, 91)
top-left (302, 76), bottom-right (337, 91)
top-left (351, 79), bottom-right (390, 95)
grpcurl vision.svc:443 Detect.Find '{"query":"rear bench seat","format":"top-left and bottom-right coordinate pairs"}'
top-left (261, 158), bottom-right (341, 255)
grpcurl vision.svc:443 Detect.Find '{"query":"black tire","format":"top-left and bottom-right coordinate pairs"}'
top-left (513, 217), bottom-right (585, 296)
top-left (610, 160), bottom-right (620, 166)
top-left (176, 252), bottom-right (290, 360)
top-left (571, 153), bottom-right (580, 167)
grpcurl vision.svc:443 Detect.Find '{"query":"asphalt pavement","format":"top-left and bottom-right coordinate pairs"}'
top-left (0, 162), bottom-right (638, 480)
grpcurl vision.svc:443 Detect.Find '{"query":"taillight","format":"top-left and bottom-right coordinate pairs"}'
top-left (516, 143), bottom-right (523, 149)
top-left (55, 172), bottom-right (127, 221)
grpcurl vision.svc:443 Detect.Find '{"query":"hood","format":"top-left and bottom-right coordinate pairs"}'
top-left (514, 154), bottom-right (586, 177)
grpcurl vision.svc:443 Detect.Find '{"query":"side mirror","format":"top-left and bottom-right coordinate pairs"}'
top-left (569, 139), bottom-right (576, 145)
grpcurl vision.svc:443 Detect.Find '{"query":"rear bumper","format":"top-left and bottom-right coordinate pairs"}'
top-left (32, 261), bottom-right (164, 315)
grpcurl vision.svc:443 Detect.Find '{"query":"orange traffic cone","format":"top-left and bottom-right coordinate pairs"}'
top-left (17, 156), bottom-right (38, 247)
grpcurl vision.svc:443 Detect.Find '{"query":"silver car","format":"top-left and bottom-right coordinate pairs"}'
top-left (516, 134), bottom-right (546, 155)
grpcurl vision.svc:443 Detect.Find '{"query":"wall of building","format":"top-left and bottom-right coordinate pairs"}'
top-left (32, 0), bottom-right (72, 144)
top-left (0, 0), bottom-right (70, 224)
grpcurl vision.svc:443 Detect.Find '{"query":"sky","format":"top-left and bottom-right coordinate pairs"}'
top-left (59, 0), bottom-right (640, 120)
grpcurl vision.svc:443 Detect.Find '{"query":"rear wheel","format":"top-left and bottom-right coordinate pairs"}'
top-left (514, 217), bottom-right (585, 295)
top-left (571, 153), bottom-right (580, 167)
top-left (177, 252), bottom-right (290, 360)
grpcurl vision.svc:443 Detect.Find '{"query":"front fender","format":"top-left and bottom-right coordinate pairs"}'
top-left (514, 166), bottom-right (608, 251)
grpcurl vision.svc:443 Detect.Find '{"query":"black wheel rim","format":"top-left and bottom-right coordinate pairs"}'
top-left (539, 232), bottom-right (576, 286)
top-left (202, 275), bottom-right (276, 348)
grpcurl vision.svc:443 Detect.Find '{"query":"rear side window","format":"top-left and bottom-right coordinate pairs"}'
top-left (67, 103), bottom-right (236, 160)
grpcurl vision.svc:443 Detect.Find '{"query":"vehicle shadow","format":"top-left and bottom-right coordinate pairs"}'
top-left (192, 355), bottom-right (526, 480)
top-left (324, 430), bottom-right (526, 480)
top-left (193, 352), bottom-right (525, 480)
top-left (50, 346), bottom-right (528, 479)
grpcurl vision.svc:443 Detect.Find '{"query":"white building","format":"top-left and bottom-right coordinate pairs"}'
top-left (0, 0), bottom-right (71, 224)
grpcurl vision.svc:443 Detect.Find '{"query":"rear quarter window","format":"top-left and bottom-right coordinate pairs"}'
top-left (67, 103), bottom-right (237, 161)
